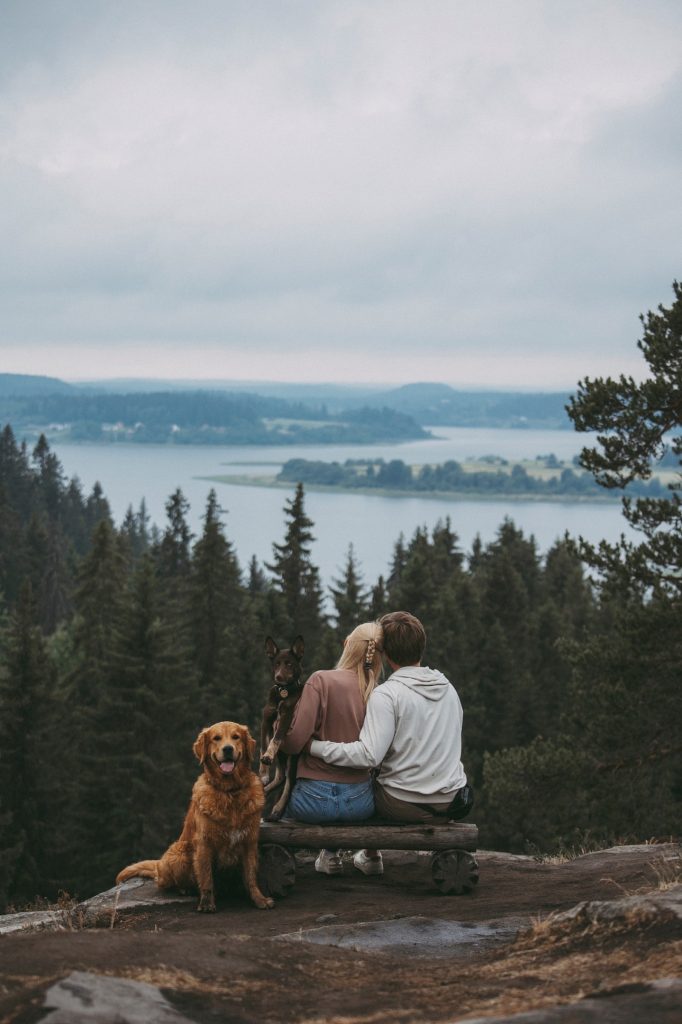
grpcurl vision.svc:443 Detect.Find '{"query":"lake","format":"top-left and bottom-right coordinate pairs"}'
top-left (52, 427), bottom-right (628, 588)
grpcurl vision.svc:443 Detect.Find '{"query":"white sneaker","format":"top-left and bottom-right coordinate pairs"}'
top-left (315, 850), bottom-right (344, 875)
top-left (353, 849), bottom-right (384, 876)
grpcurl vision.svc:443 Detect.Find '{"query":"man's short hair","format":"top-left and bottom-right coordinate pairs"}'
top-left (379, 611), bottom-right (426, 666)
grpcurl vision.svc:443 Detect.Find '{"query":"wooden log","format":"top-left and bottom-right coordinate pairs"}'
top-left (258, 821), bottom-right (478, 851)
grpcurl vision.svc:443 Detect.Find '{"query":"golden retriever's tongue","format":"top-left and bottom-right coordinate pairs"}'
top-left (219, 761), bottom-right (235, 774)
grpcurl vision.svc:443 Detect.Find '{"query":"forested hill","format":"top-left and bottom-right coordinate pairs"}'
top-left (0, 373), bottom-right (76, 396)
top-left (0, 374), bottom-right (572, 436)
top-left (0, 425), bottom-right (679, 911)
top-left (355, 383), bottom-right (571, 428)
top-left (0, 390), bottom-right (427, 445)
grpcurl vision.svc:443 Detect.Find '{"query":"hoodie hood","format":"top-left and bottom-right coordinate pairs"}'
top-left (387, 665), bottom-right (451, 701)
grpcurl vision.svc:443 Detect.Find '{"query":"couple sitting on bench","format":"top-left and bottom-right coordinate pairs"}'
top-left (279, 611), bottom-right (469, 876)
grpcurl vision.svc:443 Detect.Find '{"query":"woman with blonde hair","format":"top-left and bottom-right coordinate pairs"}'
top-left (279, 621), bottom-right (383, 874)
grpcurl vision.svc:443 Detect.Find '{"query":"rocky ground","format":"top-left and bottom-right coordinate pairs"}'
top-left (0, 843), bottom-right (680, 1023)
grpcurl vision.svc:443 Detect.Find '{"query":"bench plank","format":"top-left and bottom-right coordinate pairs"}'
top-left (259, 821), bottom-right (478, 851)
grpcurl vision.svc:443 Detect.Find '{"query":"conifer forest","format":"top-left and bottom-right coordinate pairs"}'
top-left (0, 285), bottom-right (680, 911)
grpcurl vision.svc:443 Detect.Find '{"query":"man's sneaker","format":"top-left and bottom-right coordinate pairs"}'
top-left (353, 849), bottom-right (384, 876)
top-left (315, 849), bottom-right (344, 875)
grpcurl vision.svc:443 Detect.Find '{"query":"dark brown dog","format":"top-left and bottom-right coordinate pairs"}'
top-left (260, 635), bottom-right (305, 820)
top-left (116, 721), bottom-right (273, 912)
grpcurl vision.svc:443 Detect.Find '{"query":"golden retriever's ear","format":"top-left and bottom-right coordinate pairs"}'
top-left (244, 727), bottom-right (256, 763)
top-left (193, 728), bottom-right (209, 764)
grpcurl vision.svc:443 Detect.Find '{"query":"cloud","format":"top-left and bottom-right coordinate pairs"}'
top-left (1, 0), bottom-right (681, 386)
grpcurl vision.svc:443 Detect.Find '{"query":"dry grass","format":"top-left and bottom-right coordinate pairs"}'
top-left (650, 853), bottom-right (682, 892)
top-left (300, 1013), bottom-right (416, 1024)
top-left (108, 965), bottom-right (272, 999)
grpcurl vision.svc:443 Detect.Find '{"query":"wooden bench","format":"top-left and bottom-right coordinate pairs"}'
top-left (257, 820), bottom-right (479, 897)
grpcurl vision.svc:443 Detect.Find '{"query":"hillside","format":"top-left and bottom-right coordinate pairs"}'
top-left (0, 387), bottom-right (427, 446)
top-left (0, 373), bottom-right (76, 396)
top-left (1, 843), bottom-right (679, 1022)
top-left (373, 382), bottom-right (571, 428)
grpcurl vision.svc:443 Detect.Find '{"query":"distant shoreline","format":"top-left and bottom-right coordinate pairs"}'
top-left (197, 473), bottom-right (622, 504)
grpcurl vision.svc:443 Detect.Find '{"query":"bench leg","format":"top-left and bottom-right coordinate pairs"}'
top-left (430, 850), bottom-right (479, 894)
top-left (257, 844), bottom-right (297, 899)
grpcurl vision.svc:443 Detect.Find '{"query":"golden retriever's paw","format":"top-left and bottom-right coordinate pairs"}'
top-left (197, 893), bottom-right (216, 913)
top-left (254, 895), bottom-right (275, 909)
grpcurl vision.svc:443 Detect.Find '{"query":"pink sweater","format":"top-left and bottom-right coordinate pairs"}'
top-left (280, 668), bottom-right (371, 783)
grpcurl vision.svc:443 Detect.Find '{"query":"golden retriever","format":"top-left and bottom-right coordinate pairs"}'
top-left (116, 721), bottom-right (273, 911)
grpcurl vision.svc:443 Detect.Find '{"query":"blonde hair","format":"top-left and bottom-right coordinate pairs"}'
top-left (336, 621), bottom-right (384, 703)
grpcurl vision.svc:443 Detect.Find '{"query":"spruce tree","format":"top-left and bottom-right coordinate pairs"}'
top-left (266, 483), bottom-right (327, 664)
top-left (84, 482), bottom-right (112, 535)
top-left (189, 491), bottom-right (245, 723)
top-left (156, 489), bottom-right (193, 580)
top-left (32, 435), bottom-right (65, 518)
top-left (483, 282), bottom-right (682, 853)
top-left (56, 519), bottom-right (128, 893)
top-left (65, 519), bottom-right (127, 706)
top-left (81, 555), bottom-right (191, 892)
top-left (0, 797), bottom-right (18, 912)
top-left (386, 533), bottom-right (407, 591)
top-left (241, 556), bottom-right (282, 734)
top-left (330, 544), bottom-right (370, 643)
top-left (369, 575), bottom-right (388, 620)
top-left (0, 584), bottom-right (55, 902)
top-left (120, 499), bottom-right (150, 564)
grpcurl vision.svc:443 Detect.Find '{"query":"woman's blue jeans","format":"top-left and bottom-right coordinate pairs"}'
top-left (286, 778), bottom-right (375, 824)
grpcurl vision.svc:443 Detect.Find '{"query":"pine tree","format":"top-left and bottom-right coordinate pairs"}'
top-left (330, 544), bottom-right (370, 643)
top-left (524, 540), bottom-right (596, 740)
top-left (0, 797), bottom-right (19, 912)
top-left (65, 519), bottom-right (127, 706)
top-left (55, 519), bottom-right (128, 893)
top-left (156, 489), bottom-right (193, 580)
top-left (266, 484), bottom-right (327, 664)
top-left (0, 426), bottom-right (35, 525)
top-left (369, 575), bottom-right (387, 619)
top-left (189, 491), bottom-right (245, 723)
top-left (32, 435), bottom-right (65, 518)
top-left (567, 279), bottom-right (681, 593)
top-left (483, 282), bottom-right (682, 853)
top-left (247, 555), bottom-right (267, 596)
top-left (81, 555), bottom-right (192, 892)
top-left (84, 482), bottom-right (112, 535)
top-left (241, 556), bottom-right (282, 735)
top-left (566, 593), bottom-right (681, 839)
top-left (386, 533), bottom-right (407, 591)
top-left (120, 499), bottom-right (150, 564)
top-left (0, 584), bottom-right (55, 901)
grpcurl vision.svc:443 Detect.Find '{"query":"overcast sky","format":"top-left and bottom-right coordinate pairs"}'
top-left (1, 0), bottom-right (680, 389)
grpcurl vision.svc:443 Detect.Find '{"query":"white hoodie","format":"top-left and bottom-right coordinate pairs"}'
top-left (310, 666), bottom-right (466, 804)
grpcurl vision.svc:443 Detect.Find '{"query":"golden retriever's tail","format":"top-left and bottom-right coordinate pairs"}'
top-left (116, 860), bottom-right (159, 884)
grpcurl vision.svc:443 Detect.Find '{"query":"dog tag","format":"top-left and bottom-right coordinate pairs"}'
top-left (279, 688), bottom-right (289, 699)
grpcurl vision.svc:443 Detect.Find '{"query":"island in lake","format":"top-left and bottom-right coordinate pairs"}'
top-left (202, 455), bottom-right (672, 502)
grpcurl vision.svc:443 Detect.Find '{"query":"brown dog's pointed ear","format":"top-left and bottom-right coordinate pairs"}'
top-left (193, 728), bottom-right (209, 764)
top-left (291, 635), bottom-right (304, 660)
top-left (265, 636), bottom-right (279, 659)
top-left (243, 727), bottom-right (256, 763)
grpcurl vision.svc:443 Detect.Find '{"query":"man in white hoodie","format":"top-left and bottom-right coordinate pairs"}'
top-left (310, 611), bottom-right (467, 874)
